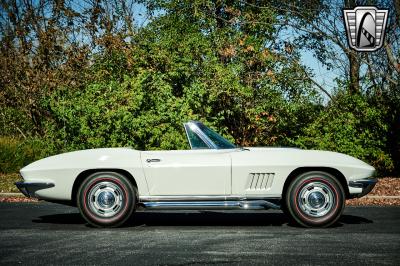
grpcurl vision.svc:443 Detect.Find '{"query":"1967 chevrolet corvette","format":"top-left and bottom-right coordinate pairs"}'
top-left (16, 121), bottom-right (377, 228)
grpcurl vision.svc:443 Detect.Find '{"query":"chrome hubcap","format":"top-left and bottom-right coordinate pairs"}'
top-left (308, 191), bottom-right (325, 208)
top-left (98, 191), bottom-right (116, 208)
top-left (87, 181), bottom-right (124, 218)
top-left (298, 181), bottom-right (335, 217)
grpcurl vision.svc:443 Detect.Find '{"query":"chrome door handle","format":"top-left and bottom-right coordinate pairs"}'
top-left (146, 158), bottom-right (161, 163)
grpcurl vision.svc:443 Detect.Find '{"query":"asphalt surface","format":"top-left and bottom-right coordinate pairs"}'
top-left (0, 203), bottom-right (399, 265)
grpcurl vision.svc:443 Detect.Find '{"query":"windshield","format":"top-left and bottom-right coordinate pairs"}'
top-left (196, 123), bottom-right (236, 149)
top-left (186, 126), bottom-right (210, 149)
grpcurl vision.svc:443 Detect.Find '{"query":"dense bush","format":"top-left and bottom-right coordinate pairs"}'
top-left (0, 137), bottom-right (47, 173)
top-left (44, 72), bottom-right (318, 152)
top-left (0, 107), bottom-right (36, 138)
top-left (45, 73), bottom-right (193, 151)
top-left (292, 91), bottom-right (394, 174)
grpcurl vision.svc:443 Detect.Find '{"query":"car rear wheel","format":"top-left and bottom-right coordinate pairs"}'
top-left (77, 171), bottom-right (136, 227)
top-left (284, 171), bottom-right (345, 227)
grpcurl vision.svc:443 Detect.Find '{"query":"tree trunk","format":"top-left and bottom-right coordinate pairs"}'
top-left (344, 0), bottom-right (360, 94)
top-left (348, 51), bottom-right (360, 94)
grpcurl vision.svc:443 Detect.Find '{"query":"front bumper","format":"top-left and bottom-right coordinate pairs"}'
top-left (348, 178), bottom-right (378, 198)
top-left (15, 181), bottom-right (55, 198)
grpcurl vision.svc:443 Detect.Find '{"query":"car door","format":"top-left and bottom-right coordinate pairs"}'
top-left (141, 149), bottom-right (231, 196)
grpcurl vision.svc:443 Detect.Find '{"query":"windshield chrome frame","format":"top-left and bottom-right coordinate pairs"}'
top-left (184, 121), bottom-right (221, 149)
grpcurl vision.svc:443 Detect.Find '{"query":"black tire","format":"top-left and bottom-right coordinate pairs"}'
top-left (284, 171), bottom-right (345, 228)
top-left (77, 171), bottom-right (136, 227)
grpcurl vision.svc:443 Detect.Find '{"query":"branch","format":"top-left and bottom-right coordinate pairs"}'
top-left (0, 111), bottom-right (27, 139)
top-left (359, 56), bottom-right (399, 85)
top-left (307, 75), bottom-right (333, 100)
top-left (384, 41), bottom-right (400, 74)
top-left (295, 60), bottom-right (333, 100)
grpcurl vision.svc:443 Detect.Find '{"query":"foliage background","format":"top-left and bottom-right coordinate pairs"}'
top-left (0, 0), bottom-right (399, 175)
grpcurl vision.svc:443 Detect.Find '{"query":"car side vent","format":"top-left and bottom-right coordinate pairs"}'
top-left (247, 173), bottom-right (275, 190)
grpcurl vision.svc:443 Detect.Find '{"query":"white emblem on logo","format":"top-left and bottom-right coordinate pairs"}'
top-left (343, 6), bottom-right (388, 52)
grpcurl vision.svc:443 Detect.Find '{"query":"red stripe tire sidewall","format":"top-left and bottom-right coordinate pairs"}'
top-left (82, 177), bottom-right (130, 223)
top-left (293, 177), bottom-right (340, 223)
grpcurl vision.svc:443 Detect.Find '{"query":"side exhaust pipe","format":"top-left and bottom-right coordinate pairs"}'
top-left (141, 200), bottom-right (280, 210)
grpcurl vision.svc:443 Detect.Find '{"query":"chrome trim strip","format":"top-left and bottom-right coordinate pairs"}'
top-left (140, 195), bottom-right (237, 201)
top-left (15, 181), bottom-right (55, 198)
top-left (183, 123), bottom-right (195, 149)
top-left (142, 201), bottom-right (239, 209)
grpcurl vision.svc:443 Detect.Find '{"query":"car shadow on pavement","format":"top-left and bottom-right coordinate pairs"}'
top-left (32, 211), bottom-right (373, 228)
top-left (32, 213), bottom-right (84, 225)
top-left (338, 214), bottom-right (373, 225)
top-left (132, 211), bottom-right (289, 227)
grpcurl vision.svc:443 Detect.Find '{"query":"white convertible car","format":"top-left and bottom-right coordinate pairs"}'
top-left (16, 121), bottom-right (377, 228)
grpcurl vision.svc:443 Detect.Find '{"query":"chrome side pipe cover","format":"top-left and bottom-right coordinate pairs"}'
top-left (140, 200), bottom-right (280, 210)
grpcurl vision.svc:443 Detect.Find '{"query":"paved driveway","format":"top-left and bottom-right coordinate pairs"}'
top-left (0, 203), bottom-right (399, 265)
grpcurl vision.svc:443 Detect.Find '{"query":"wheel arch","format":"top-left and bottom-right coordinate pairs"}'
top-left (282, 167), bottom-right (350, 199)
top-left (71, 168), bottom-right (138, 206)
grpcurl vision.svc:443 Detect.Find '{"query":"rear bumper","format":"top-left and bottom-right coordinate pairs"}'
top-left (15, 181), bottom-right (55, 198)
top-left (348, 178), bottom-right (378, 198)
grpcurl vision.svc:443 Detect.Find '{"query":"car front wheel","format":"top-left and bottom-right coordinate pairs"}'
top-left (284, 171), bottom-right (345, 227)
top-left (77, 171), bottom-right (136, 227)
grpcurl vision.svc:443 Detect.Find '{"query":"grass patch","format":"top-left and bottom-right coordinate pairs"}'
top-left (0, 173), bottom-right (21, 193)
